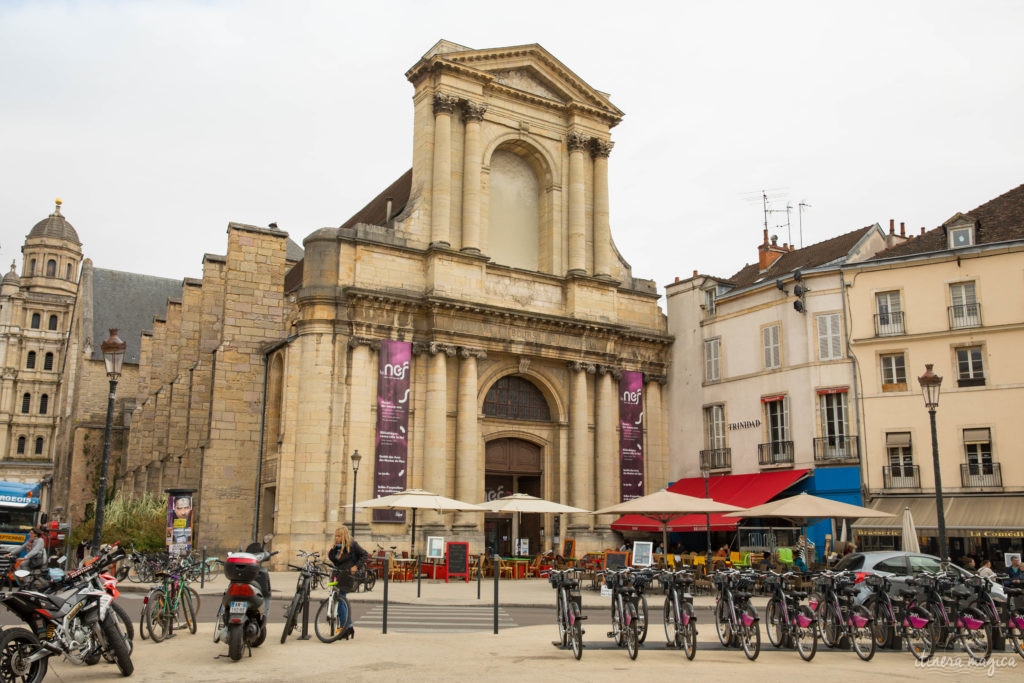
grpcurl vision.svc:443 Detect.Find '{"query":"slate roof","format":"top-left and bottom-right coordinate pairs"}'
top-left (285, 238), bottom-right (304, 262)
top-left (872, 183), bottom-right (1024, 259)
top-left (91, 268), bottom-right (181, 365)
top-left (727, 225), bottom-right (876, 289)
top-left (338, 169), bottom-right (412, 231)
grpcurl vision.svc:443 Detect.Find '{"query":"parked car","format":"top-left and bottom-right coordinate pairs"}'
top-left (833, 551), bottom-right (1008, 605)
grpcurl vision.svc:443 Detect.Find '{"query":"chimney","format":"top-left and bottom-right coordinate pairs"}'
top-left (889, 219), bottom-right (895, 235)
top-left (692, 270), bottom-right (698, 277)
top-left (758, 231), bottom-right (787, 271)
top-left (675, 276), bottom-right (680, 282)
top-left (900, 222), bottom-right (906, 237)
top-left (921, 227), bottom-right (925, 235)
top-left (385, 197), bottom-right (394, 224)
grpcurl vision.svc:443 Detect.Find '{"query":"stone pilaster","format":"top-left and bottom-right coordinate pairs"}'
top-left (455, 346), bottom-right (485, 527)
top-left (346, 338), bottom-right (379, 529)
top-left (594, 365), bottom-right (618, 527)
top-left (460, 101), bottom-right (486, 253)
top-left (566, 131), bottom-right (590, 275)
top-left (567, 361), bottom-right (594, 529)
top-left (430, 93), bottom-right (459, 248)
top-left (644, 374), bottom-right (668, 494)
top-left (424, 342), bottom-right (454, 523)
top-left (591, 139), bottom-right (614, 279)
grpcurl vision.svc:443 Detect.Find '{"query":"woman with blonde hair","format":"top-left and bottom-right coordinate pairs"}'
top-left (328, 526), bottom-right (369, 638)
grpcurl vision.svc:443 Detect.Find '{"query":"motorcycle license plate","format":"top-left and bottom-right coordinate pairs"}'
top-left (230, 601), bottom-right (247, 614)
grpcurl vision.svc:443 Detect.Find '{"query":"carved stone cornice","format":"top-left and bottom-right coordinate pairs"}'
top-left (567, 361), bottom-right (596, 374)
top-left (433, 92), bottom-right (460, 116)
top-left (462, 100), bottom-right (487, 122)
top-left (459, 347), bottom-right (487, 360)
top-left (591, 139), bottom-right (613, 159)
top-left (566, 131), bottom-right (591, 152)
top-left (348, 336), bottom-right (381, 351)
top-left (644, 373), bottom-right (668, 385)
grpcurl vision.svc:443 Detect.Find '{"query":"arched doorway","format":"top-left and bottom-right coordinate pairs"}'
top-left (485, 438), bottom-right (542, 556)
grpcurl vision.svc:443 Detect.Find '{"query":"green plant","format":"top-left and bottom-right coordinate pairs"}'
top-left (71, 493), bottom-right (167, 551)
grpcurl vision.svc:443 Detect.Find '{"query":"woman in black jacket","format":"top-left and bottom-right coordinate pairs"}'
top-left (328, 526), bottom-right (369, 637)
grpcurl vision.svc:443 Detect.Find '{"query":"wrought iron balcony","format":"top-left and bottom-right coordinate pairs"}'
top-left (758, 441), bottom-right (794, 467)
top-left (882, 465), bottom-right (920, 489)
top-left (813, 436), bottom-right (859, 464)
top-left (699, 448), bottom-right (731, 471)
top-left (874, 311), bottom-right (905, 336)
top-left (961, 462), bottom-right (1002, 488)
top-left (948, 303), bottom-right (982, 330)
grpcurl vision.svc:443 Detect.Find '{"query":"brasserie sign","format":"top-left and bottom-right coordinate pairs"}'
top-left (728, 419), bottom-right (761, 431)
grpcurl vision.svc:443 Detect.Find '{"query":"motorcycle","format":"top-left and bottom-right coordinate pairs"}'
top-left (0, 546), bottom-right (133, 680)
top-left (215, 542), bottom-right (278, 661)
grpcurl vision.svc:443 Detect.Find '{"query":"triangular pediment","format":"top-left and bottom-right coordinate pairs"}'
top-left (942, 212), bottom-right (976, 230)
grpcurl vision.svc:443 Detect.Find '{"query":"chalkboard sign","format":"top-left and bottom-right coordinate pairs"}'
top-left (445, 542), bottom-right (470, 583)
top-left (562, 538), bottom-right (575, 560)
top-left (604, 551), bottom-right (628, 571)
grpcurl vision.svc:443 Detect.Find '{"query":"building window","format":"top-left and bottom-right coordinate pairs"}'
top-left (880, 353), bottom-right (907, 391)
top-left (26, 351), bottom-right (36, 369)
top-left (704, 405), bottom-right (726, 450)
top-left (886, 432), bottom-right (915, 483)
top-left (30, 313), bottom-right (40, 329)
top-left (819, 391), bottom-right (848, 440)
top-left (46, 259), bottom-right (56, 277)
top-left (764, 397), bottom-right (788, 442)
top-left (816, 313), bottom-right (842, 361)
top-left (29, 259), bottom-right (36, 275)
top-left (21, 394), bottom-right (30, 414)
top-left (39, 394), bottom-right (48, 415)
top-left (16, 436), bottom-right (25, 455)
top-left (34, 437), bottom-right (43, 455)
top-left (65, 263), bottom-right (72, 280)
top-left (949, 226), bottom-right (974, 248)
top-left (482, 376), bottom-right (551, 421)
top-left (875, 291), bottom-right (904, 336)
top-left (48, 315), bottom-right (58, 331)
top-left (956, 346), bottom-right (985, 387)
top-left (44, 352), bottom-right (54, 371)
top-left (963, 429), bottom-right (1000, 487)
top-left (949, 282), bottom-right (980, 329)
top-left (702, 288), bottom-right (716, 316)
top-left (704, 338), bottom-right (720, 382)
top-left (762, 324), bottom-right (781, 370)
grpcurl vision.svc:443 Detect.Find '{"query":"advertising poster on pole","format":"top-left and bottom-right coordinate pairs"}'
top-left (373, 340), bottom-right (411, 522)
top-left (619, 371), bottom-right (644, 501)
top-left (165, 489), bottom-right (195, 557)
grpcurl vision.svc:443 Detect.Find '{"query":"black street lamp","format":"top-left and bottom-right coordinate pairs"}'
top-left (350, 450), bottom-right (362, 534)
top-left (91, 329), bottom-right (125, 554)
top-left (917, 364), bottom-right (948, 563)
top-left (702, 467), bottom-right (712, 567)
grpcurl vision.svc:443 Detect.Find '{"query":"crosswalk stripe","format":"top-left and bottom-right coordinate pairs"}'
top-left (353, 605), bottom-right (517, 631)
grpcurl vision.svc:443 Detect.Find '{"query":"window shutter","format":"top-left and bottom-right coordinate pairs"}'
top-left (829, 314), bottom-right (842, 359)
top-left (772, 325), bottom-right (781, 368)
top-left (963, 428), bottom-right (991, 444)
top-left (886, 432), bottom-right (911, 447)
top-left (817, 316), bottom-right (830, 360)
top-left (763, 325), bottom-right (781, 369)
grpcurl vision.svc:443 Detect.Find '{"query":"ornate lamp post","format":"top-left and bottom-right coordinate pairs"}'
top-left (91, 329), bottom-right (125, 553)
top-left (350, 450), bottom-right (362, 534)
top-left (917, 364), bottom-right (948, 562)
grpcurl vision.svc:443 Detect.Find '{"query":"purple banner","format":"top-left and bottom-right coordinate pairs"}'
top-left (373, 340), bottom-right (411, 523)
top-left (619, 371), bottom-right (644, 501)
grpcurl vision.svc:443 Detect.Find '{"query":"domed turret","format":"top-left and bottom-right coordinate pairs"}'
top-left (0, 262), bottom-right (19, 295)
top-left (21, 199), bottom-right (83, 297)
top-left (28, 199), bottom-right (81, 245)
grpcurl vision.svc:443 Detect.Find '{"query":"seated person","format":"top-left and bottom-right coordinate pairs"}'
top-left (793, 554), bottom-right (808, 573)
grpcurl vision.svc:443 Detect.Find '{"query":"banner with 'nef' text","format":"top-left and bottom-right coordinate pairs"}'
top-left (373, 340), bottom-right (411, 522)
top-left (619, 371), bottom-right (644, 501)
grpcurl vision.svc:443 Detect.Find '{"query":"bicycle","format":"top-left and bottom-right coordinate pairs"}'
top-left (598, 567), bottom-right (641, 660)
top-left (547, 568), bottom-right (585, 659)
top-left (861, 573), bottom-right (936, 661)
top-left (352, 560), bottom-right (377, 593)
top-left (712, 568), bottom-right (760, 660)
top-left (281, 550), bottom-right (324, 643)
top-left (629, 568), bottom-right (655, 645)
top-left (659, 567), bottom-right (697, 660)
top-left (763, 570), bottom-right (817, 661)
top-left (809, 569), bottom-right (875, 660)
top-left (146, 566), bottom-right (197, 642)
top-left (314, 572), bottom-right (354, 643)
top-left (916, 570), bottom-right (991, 662)
top-left (971, 574), bottom-right (1024, 658)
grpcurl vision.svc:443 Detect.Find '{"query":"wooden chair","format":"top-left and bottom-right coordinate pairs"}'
top-left (388, 556), bottom-right (409, 581)
top-left (498, 558), bottom-right (514, 579)
top-left (526, 554), bottom-right (543, 578)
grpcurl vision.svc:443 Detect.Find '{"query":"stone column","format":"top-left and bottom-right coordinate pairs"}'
top-left (430, 93), bottom-right (460, 248)
top-left (568, 361), bottom-right (594, 529)
top-left (566, 131), bottom-right (590, 275)
top-left (460, 101), bottom-right (486, 253)
top-left (347, 338), bottom-right (379, 530)
top-left (594, 365), bottom-right (618, 527)
top-left (644, 375), bottom-right (668, 495)
top-left (424, 342), bottom-right (455, 523)
top-left (455, 347), bottom-right (485, 526)
top-left (591, 139), bottom-right (614, 278)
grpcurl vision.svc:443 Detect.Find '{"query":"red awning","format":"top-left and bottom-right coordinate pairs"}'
top-left (611, 469), bottom-right (810, 532)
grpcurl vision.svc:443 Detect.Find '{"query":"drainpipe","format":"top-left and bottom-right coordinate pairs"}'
top-left (252, 334), bottom-right (297, 542)
top-left (840, 269), bottom-right (868, 505)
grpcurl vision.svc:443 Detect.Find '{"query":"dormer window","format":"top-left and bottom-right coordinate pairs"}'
top-left (949, 226), bottom-right (974, 249)
top-left (702, 288), bottom-right (717, 316)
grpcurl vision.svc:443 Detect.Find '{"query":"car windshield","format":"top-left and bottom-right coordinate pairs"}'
top-left (834, 553), bottom-right (864, 571)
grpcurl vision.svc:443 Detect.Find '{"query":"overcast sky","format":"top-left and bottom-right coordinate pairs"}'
top-left (2, 1), bottom-right (1021, 298)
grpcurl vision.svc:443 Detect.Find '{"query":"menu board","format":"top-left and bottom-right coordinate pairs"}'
top-left (445, 542), bottom-right (469, 583)
top-left (604, 551), bottom-right (628, 570)
top-left (562, 538), bottom-right (575, 560)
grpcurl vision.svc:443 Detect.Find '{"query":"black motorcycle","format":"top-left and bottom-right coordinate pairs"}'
top-left (0, 545), bottom-right (133, 681)
top-left (215, 543), bottom-right (278, 661)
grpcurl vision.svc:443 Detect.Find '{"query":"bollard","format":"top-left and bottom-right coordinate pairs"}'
top-left (477, 553), bottom-right (482, 600)
top-left (201, 546), bottom-right (206, 589)
top-left (493, 553), bottom-right (499, 634)
top-left (417, 553), bottom-right (421, 598)
top-left (382, 562), bottom-right (389, 634)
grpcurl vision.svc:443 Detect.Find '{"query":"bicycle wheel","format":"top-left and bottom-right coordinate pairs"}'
top-left (850, 604), bottom-right (876, 661)
top-left (816, 599), bottom-right (841, 648)
top-left (794, 605), bottom-right (817, 662)
top-left (624, 601), bottom-right (639, 660)
top-left (739, 604), bottom-right (760, 660)
top-left (281, 593), bottom-right (302, 643)
top-left (765, 598), bottom-right (783, 648)
top-left (146, 589), bottom-right (170, 643)
top-left (926, 601), bottom-right (951, 649)
top-left (680, 602), bottom-right (697, 661)
top-left (663, 593), bottom-right (681, 647)
top-left (314, 594), bottom-right (343, 643)
top-left (127, 561), bottom-right (142, 584)
top-left (1007, 609), bottom-right (1024, 658)
top-left (363, 573), bottom-right (376, 592)
top-left (569, 601), bottom-right (583, 660)
top-left (180, 589), bottom-right (197, 634)
top-left (187, 586), bottom-right (200, 615)
top-left (139, 601), bottom-right (149, 641)
top-left (868, 597), bottom-right (893, 650)
top-left (714, 599), bottom-right (733, 646)
top-left (905, 605), bottom-right (937, 663)
top-left (556, 593), bottom-right (568, 645)
top-left (611, 599), bottom-right (624, 646)
top-left (637, 593), bottom-right (648, 644)
top-left (959, 607), bottom-right (991, 663)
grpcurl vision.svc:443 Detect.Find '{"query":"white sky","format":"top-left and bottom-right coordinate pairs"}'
top-left (2, 0), bottom-right (1022, 297)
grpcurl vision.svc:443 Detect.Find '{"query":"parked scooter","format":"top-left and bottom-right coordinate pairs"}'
top-left (215, 542), bottom-right (278, 661)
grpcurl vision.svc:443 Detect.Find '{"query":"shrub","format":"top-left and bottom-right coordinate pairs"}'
top-left (71, 493), bottom-right (168, 552)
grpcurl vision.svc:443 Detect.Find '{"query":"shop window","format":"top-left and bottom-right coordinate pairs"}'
top-left (30, 313), bottom-right (40, 329)
top-left (880, 353), bottom-right (907, 391)
top-left (26, 351), bottom-right (36, 369)
top-left (483, 376), bottom-right (551, 421)
top-left (44, 353), bottom-right (54, 370)
top-left (956, 346), bottom-right (985, 387)
top-left (46, 259), bottom-right (56, 277)
top-left (704, 338), bottom-right (720, 382)
top-left (16, 437), bottom-right (25, 455)
top-left (34, 437), bottom-right (43, 455)
top-left (48, 315), bottom-right (58, 331)
top-left (21, 393), bottom-right (30, 414)
top-left (39, 394), bottom-right (48, 415)
top-left (762, 323), bottom-right (781, 370)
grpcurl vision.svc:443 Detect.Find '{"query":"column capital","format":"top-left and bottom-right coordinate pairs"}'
top-left (567, 360), bottom-right (596, 374)
top-left (598, 364), bottom-right (622, 379)
top-left (433, 92), bottom-right (460, 115)
top-left (644, 373), bottom-right (668, 385)
top-left (459, 346), bottom-right (487, 360)
top-left (461, 100), bottom-right (487, 122)
top-left (347, 336), bottom-right (381, 351)
top-left (430, 342), bottom-right (458, 357)
top-left (566, 130), bottom-right (591, 152)
top-left (591, 139), bottom-right (614, 158)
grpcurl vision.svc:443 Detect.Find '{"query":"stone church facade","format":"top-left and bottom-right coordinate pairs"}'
top-left (123, 41), bottom-right (671, 561)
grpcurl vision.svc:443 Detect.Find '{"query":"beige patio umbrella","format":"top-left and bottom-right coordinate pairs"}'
top-left (356, 489), bottom-right (487, 554)
top-left (901, 506), bottom-right (921, 553)
top-left (592, 489), bottom-right (746, 560)
top-left (476, 493), bottom-right (588, 514)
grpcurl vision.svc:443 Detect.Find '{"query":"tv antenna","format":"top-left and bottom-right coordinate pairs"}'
top-left (798, 200), bottom-right (811, 249)
top-left (740, 188), bottom-right (788, 236)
